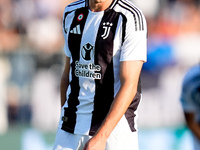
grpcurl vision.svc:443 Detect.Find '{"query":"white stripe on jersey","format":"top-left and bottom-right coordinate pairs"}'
top-left (74, 10), bottom-right (104, 135)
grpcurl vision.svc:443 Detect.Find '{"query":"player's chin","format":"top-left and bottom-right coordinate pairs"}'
top-left (94, 0), bottom-right (108, 4)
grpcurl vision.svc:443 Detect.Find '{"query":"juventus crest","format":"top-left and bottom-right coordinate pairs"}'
top-left (101, 22), bottom-right (113, 39)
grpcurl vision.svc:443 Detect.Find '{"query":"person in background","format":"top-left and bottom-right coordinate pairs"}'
top-left (180, 64), bottom-right (200, 150)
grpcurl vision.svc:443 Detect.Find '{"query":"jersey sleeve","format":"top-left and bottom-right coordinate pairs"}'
top-left (120, 12), bottom-right (147, 62)
top-left (62, 7), bottom-right (72, 57)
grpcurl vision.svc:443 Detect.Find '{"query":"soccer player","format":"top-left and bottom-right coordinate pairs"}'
top-left (53, 0), bottom-right (147, 149)
top-left (180, 64), bottom-right (200, 150)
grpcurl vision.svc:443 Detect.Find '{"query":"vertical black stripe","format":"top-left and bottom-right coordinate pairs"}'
top-left (61, 7), bottom-right (89, 134)
top-left (90, 10), bottom-right (120, 135)
top-left (138, 77), bottom-right (141, 93)
top-left (125, 92), bottom-right (141, 132)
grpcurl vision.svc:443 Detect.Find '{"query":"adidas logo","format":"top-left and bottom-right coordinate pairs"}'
top-left (70, 24), bottom-right (81, 34)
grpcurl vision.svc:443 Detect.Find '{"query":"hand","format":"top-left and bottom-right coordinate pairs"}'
top-left (83, 135), bottom-right (107, 150)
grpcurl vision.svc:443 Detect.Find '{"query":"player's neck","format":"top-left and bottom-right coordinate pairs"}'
top-left (89, 0), bottom-right (113, 12)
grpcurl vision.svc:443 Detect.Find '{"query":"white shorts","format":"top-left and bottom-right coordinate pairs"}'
top-left (53, 116), bottom-right (139, 150)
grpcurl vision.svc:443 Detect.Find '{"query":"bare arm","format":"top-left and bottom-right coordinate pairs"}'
top-left (60, 56), bottom-right (70, 107)
top-left (184, 112), bottom-right (200, 140)
top-left (84, 60), bottom-right (144, 150)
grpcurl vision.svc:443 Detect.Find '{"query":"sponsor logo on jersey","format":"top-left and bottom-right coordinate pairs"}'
top-left (75, 61), bottom-right (101, 79)
top-left (77, 13), bottom-right (84, 21)
top-left (101, 22), bottom-right (113, 39)
top-left (70, 24), bottom-right (81, 34)
top-left (74, 43), bottom-right (102, 79)
top-left (81, 43), bottom-right (94, 61)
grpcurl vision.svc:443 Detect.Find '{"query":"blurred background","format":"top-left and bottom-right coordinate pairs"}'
top-left (0, 0), bottom-right (200, 149)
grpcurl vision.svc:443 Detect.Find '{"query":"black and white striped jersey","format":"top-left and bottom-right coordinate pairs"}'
top-left (60, 0), bottom-right (147, 136)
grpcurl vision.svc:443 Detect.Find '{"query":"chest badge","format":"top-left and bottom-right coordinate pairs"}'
top-left (77, 13), bottom-right (84, 21)
top-left (101, 22), bottom-right (113, 39)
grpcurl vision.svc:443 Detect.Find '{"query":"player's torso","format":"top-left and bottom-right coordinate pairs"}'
top-left (62, 5), bottom-right (126, 135)
top-left (61, 0), bottom-right (146, 135)
top-left (63, 6), bottom-right (125, 102)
